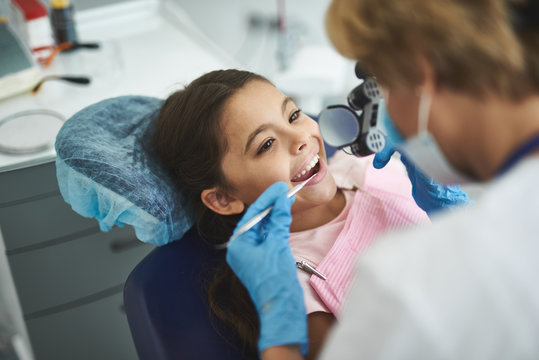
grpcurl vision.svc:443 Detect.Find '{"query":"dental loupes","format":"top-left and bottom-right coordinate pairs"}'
top-left (216, 173), bottom-right (317, 249)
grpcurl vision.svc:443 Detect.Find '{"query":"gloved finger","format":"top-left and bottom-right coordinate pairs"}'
top-left (229, 188), bottom-right (293, 255)
top-left (373, 143), bottom-right (395, 169)
top-left (235, 182), bottom-right (289, 230)
top-left (226, 235), bottom-right (254, 270)
top-left (266, 192), bottom-right (294, 239)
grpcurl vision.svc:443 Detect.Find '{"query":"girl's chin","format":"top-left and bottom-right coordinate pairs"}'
top-left (292, 180), bottom-right (338, 210)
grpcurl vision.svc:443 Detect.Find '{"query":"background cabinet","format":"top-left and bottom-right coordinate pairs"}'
top-left (0, 161), bottom-right (154, 359)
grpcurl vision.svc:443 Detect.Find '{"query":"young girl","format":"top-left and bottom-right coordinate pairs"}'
top-left (152, 69), bottom-right (428, 359)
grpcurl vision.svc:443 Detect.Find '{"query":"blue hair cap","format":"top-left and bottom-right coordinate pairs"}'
top-left (55, 96), bottom-right (194, 246)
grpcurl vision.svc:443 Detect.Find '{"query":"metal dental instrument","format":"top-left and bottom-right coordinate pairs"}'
top-left (296, 260), bottom-right (327, 280)
top-left (216, 173), bottom-right (317, 249)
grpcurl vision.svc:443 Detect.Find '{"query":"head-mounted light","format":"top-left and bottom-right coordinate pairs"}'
top-left (318, 64), bottom-right (386, 157)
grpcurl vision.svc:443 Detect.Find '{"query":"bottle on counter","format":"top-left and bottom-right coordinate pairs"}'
top-left (49, 0), bottom-right (77, 48)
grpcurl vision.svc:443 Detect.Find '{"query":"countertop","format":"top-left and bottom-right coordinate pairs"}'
top-left (0, 0), bottom-right (237, 172)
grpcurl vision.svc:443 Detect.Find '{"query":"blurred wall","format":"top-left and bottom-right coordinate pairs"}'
top-left (173, 0), bottom-right (333, 55)
top-left (175, 0), bottom-right (339, 79)
top-left (73, 0), bottom-right (334, 74)
top-left (169, 0), bottom-right (354, 113)
top-left (71, 0), bottom-right (354, 112)
top-left (73, 0), bottom-right (133, 11)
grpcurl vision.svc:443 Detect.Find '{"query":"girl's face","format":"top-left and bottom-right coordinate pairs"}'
top-left (219, 80), bottom-right (339, 215)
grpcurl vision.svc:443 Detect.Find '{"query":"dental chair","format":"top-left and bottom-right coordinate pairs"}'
top-left (55, 96), bottom-right (254, 360)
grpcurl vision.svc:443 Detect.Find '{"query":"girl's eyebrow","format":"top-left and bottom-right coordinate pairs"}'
top-left (281, 96), bottom-right (293, 115)
top-left (244, 96), bottom-right (294, 154)
top-left (245, 124), bottom-right (268, 154)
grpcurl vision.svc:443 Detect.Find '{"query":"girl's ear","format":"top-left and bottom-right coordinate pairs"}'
top-left (201, 187), bottom-right (245, 215)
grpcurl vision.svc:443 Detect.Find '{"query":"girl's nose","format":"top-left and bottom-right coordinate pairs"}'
top-left (290, 129), bottom-right (309, 154)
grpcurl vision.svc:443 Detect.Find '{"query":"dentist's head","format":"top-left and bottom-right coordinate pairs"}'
top-left (326, 0), bottom-right (539, 183)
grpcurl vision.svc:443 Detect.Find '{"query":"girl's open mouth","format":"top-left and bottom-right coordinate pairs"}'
top-left (291, 154), bottom-right (320, 182)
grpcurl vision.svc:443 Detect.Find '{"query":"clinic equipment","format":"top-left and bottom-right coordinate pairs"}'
top-left (216, 172), bottom-right (317, 249)
top-left (31, 75), bottom-right (90, 93)
top-left (317, 64), bottom-right (386, 156)
top-left (319, 64), bottom-right (471, 214)
top-left (0, 109), bottom-right (65, 155)
top-left (296, 260), bottom-right (326, 280)
top-left (49, 0), bottom-right (77, 47)
top-left (125, 227), bottom-right (254, 359)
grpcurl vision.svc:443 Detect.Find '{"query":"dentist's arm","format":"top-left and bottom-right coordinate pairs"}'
top-left (226, 182), bottom-right (309, 358)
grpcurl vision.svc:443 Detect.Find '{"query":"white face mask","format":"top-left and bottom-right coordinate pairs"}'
top-left (397, 91), bottom-right (472, 185)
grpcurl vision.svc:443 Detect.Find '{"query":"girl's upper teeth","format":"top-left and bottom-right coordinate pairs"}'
top-left (294, 155), bottom-right (319, 179)
top-left (305, 155), bottom-right (319, 171)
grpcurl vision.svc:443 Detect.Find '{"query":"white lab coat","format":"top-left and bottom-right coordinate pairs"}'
top-left (321, 156), bottom-right (539, 360)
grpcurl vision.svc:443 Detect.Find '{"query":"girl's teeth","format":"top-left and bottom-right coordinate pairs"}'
top-left (294, 155), bottom-right (320, 180)
top-left (305, 155), bottom-right (319, 171)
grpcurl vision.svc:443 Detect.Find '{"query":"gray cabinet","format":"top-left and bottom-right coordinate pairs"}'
top-left (0, 160), bottom-right (154, 360)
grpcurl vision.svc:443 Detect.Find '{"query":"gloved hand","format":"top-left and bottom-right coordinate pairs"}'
top-left (374, 144), bottom-right (469, 215)
top-left (374, 110), bottom-right (470, 215)
top-left (226, 182), bottom-right (308, 355)
top-left (400, 153), bottom-right (470, 215)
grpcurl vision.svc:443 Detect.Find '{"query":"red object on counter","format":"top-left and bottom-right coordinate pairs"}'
top-left (11, 0), bottom-right (48, 20)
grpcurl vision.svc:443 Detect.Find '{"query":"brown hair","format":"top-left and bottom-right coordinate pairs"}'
top-left (326, 0), bottom-right (539, 100)
top-left (152, 69), bottom-right (270, 355)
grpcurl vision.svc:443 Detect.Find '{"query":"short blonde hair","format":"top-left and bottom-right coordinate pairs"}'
top-left (326, 0), bottom-right (539, 99)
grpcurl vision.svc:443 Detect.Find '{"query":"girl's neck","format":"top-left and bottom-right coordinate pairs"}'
top-left (290, 188), bottom-right (346, 232)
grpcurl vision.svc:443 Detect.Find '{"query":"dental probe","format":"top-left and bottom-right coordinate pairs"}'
top-left (296, 260), bottom-right (327, 280)
top-left (216, 173), bottom-right (317, 249)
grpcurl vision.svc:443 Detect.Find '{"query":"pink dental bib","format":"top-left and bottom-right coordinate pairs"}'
top-left (309, 185), bottom-right (429, 316)
top-left (290, 152), bottom-right (429, 316)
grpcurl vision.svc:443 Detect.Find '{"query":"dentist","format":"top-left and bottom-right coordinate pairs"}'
top-left (226, 0), bottom-right (539, 359)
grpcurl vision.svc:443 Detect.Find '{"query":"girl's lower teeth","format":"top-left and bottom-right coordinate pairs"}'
top-left (294, 162), bottom-right (319, 181)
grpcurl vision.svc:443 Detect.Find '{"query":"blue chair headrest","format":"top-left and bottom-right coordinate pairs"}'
top-left (55, 95), bottom-right (194, 246)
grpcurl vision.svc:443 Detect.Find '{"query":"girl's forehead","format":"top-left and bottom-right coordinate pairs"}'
top-left (223, 82), bottom-right (284, 123)
top-left (233, 80), bottom-right (282, 104)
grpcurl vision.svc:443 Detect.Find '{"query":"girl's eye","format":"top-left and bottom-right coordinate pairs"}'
top-left (257, 138), bottom-right (274, 154)
top-left (289, 109), bottom-right (301, 123)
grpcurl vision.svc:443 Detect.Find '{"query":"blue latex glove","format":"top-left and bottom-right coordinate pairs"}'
top-left (400, 153), bottom-right (470, 215)
top-left (372, 140), bottom-right (396, 170)
top-left (226, 182), bottom-right (308, 355)
top-left (374, 111), bottom-right (470, 215)
top-left (372, 105), bottom-right (404, 169)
